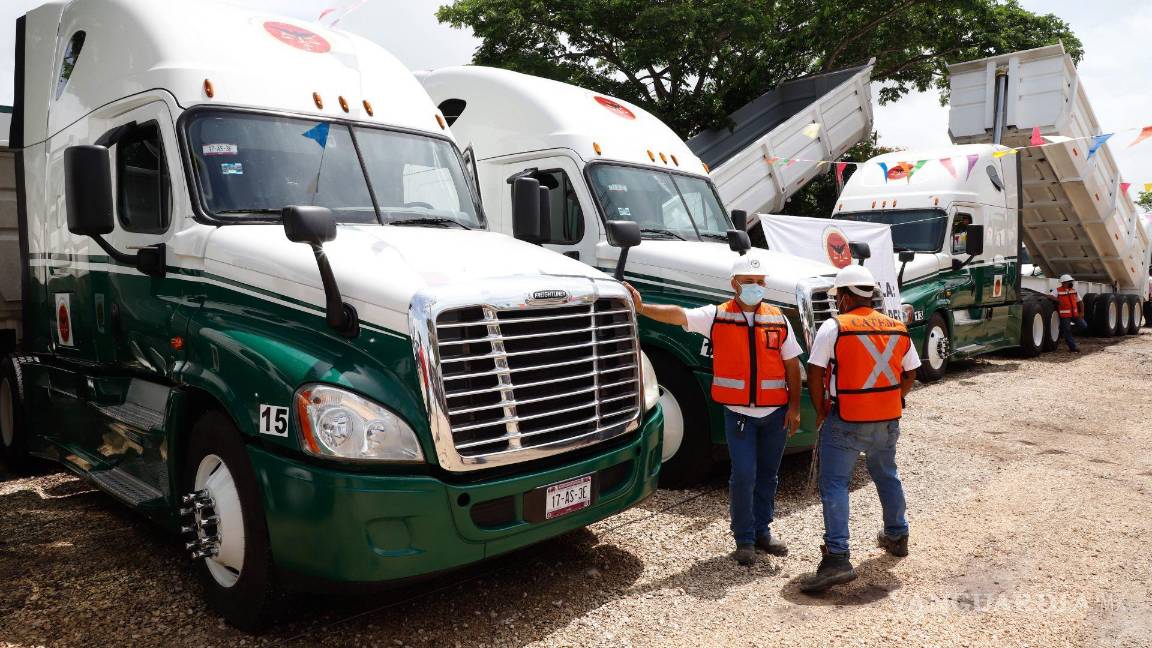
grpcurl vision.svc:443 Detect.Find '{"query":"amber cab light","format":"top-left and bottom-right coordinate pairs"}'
top-left (313, 92), bottom-right (324, 110)
top-left (203, 79), bottom-right (214, 98)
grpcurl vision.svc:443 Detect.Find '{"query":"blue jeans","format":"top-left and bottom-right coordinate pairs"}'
top-left (818, 410), bottom-right (908, 555)
top-left (724, 408), bottom-right (788, 546)
top-left (1059, 317), bottom-right (1087, 351)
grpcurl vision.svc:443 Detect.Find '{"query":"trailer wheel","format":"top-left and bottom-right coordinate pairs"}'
top-left (1018, 302), bottom-right (1045, 357)
top-left (183, 411), bottom-right (279, 631)
top-left (1041, 300), bottom-right (1059, 352)
top-left (1125, 296), bottom-right (1141, 335)
top-left (917, 313), bottom-right (949, 382)
top-left (1082, 293), bottom-right (1099, 330)
top-left (0, 355), bottom-right (32, 472)
top-left (1144, 299), bottom-right (1152, 328)
top-left (649, 354), bottom-right (712, 489)
top-left (1119, 298), bottom-right (1132, 336)
top-left (1091, 295), bottom-right (1119, 337)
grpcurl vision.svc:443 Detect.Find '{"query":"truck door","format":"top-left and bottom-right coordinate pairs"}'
top-left (503, 156), bottom-right (599, 264)
top-left (948, 208), bottom-right (988, 345)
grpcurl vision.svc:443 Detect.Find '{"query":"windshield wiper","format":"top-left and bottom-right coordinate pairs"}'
top-left (640, 227), bottom-right (686, 241)
top-left (699, 232), bottom-right (728, 241)
top-left (215, 208), bottom-right (283, 216)
top-left (389, 216), bottom-right (471, 230)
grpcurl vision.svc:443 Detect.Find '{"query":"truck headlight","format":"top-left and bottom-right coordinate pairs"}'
top-left (900, 304), bottom-right (915, 324)
top-left (294, 385), bottom-right (424, 462)
top-left (640, 351), bottom-right (660, 413)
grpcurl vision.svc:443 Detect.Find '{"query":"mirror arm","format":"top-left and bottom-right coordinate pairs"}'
top-left (90, 234), bottom-right (136, 265)
top-left (614, 248), bottom-right (630, 281)
top-left (310, 243), bottom-right (359, 337)
top-left (89, 235), bottom-right (167, 278)
top-left (952, 254), bottom-right (977, 271)
top-left (897, 261), bottom-right (908, 288)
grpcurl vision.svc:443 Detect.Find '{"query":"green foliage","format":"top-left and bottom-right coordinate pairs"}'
top-left (1137, 191), bottom-right (1152, 212)
top-left (779, 131), bottom-right (898, 218)
top-left (437, 0), bottom-right (1082, 137)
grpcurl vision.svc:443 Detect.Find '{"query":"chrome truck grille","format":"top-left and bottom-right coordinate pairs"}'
top-left (410, 279), bottom-right (643, 472)
top-left (796, 278), bottom-right (888, 351)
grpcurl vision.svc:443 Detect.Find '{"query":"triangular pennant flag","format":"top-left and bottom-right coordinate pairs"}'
top-left (1120, 182), bottom-right (1131, 194)
top-left (784, 158), bottom-right (798, 168)
top-left (965, 154), bottom-right (980, 180)
top-left (1087, 133), bottom-right (1113, 160)
top-left (764, 155), bottom-right (780, 167)
top-left (303, 122), bottom-right (331, 148)
top-left (835, 162), bottom-right (847, 185)
top-left (939, 157), bottom-right (957, 178)
top-left (1030, 127), bottom-right (1043, 147)
top-left (907, 160), bottom-right (928, 182)
top-left (992, 149), bottom-right (1019, 158)
top-left (1128, 126), bottom-right (1152, 148)
top-left (802, 122), bottom-right (821, 139)
top-left (878, 162), bottom-right (889, 183)
top-left (1144, 183), bottom-right (1152, 193)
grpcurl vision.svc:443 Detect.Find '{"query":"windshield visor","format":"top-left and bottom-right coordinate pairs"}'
top-left (186, 111), bottom-right (482, 227)
top-left (587, 164), bottom-right (730, 241)
top-left (838, 209), bottom-right (949, 253)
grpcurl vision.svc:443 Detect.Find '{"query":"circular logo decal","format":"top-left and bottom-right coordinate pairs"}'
top-left (57, 302), bottom-right (71, 345)
top-left (749, 259), bottom-right (761, 269)
top-left (823, 226), bottom-right (853, 269)
top-left (594, 96), bottom-right (636, 120)
top-left (263, 21), bottom-right (331, 53)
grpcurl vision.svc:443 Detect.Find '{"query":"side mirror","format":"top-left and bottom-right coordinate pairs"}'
top-left (511, 176), bottom-right (544, 243)
top-left (849, 241), bottom-right (871, 265)
top-left (730, 209), bottom-right (748, 232)
top-left (282, 205), bottom-right (337, 244)
top-left (537, 185), bottom-right (552, 242)
top-left (964, 224), bottom-right (985, 256)
top-left (727, 229), bottom-right (751, 255)
top-left (282, 205), bottom-right (357, 338)
top-left (64, 145), bottom-right (115, 236)
top-left (605, 220), bottom-right (641, 281)
top-left (898, 250), bottom-right (915, 263)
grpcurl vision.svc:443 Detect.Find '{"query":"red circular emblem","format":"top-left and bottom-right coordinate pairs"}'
top-left (263, 21), bottom-right (331, 53)
top-left (823, 227), bottom-right (852, 269)
top-left (594, 96), bottom-right (636, 120)
top-left (57, 303), bottom-right (71, 344)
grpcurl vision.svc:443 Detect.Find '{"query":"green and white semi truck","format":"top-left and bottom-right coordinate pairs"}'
top-left (418, 65), bottom-right (874, 486)
top-left (833, 45), bottom-right (1150, 378)
top-left (0, 0), bottom-right (663, 629)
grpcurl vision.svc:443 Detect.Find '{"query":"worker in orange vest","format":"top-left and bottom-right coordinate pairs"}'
top-left (799, 265), bottom-right (920, 593)
top-left (626, 255), bottom-right (802, 566)
top-left (1049, 274), bottom-right (1085, 352)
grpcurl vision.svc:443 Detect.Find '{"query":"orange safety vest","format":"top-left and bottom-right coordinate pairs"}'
top-left (830, 307), bottom-right (911, 423)
top-left (1056, 286), bottom-right (1080, 319)
top-left (710, 300), bottom-right (789, 407)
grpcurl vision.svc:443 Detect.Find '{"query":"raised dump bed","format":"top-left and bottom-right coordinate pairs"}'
top-left (687, 61), bottom-right (874, 216)
top-left (948, 44), bottom-right (1150, 294)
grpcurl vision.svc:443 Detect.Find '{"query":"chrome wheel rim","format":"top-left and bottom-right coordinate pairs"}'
top-left (1108, 302), bottom-right (1117, 330)
top-left (1049, 310), bottom-right (1061, 343)
top-left (658, 386), bottom-right (685, 463)
top-left (195, 454), bottom-right (245, 588)
top-left (927, 325), bottom-right (948, 370)
top-left (1031, 312), bottom-right (1044, 347)
top-left (1121, 302), bottom-right (1130, 331)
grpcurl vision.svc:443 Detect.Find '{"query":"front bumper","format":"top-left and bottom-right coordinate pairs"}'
top-left (248, 405), bottom-right (662, 583)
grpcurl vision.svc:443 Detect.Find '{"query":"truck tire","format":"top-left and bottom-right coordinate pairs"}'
top-left (1118, 298), bottom-right (1132, 336)
top-left (182, 411), bottom-right (280, 631)
top-left (1041, 300), bottom-right (1059, 352)
top-left (1144, 299), bottom-right (1152, 328)
top-left (650, 354), bottom-right (713, 489)
top-left (0, 355), bottom-right (33, 472)
top-left (1018, 302), bottom-right (1045, 357)
top-left (1125, 296), bottom-right (1141, 335)
top-left (1082, 293), bottom-right (1099, 330)
top-left (917, 313), bottom-right (949, 382)
top-left (1091, 294), bottom-right (1119, 337)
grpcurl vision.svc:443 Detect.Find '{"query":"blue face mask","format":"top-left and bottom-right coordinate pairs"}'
top-left (737, 283), bottom-right (765, 306)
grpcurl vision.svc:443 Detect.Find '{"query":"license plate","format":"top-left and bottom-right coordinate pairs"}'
top-left (544, 474), bottom-right (593, 519)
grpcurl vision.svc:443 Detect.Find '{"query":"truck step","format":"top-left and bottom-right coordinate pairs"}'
top-left (96, 401), bottom-right (166, 432)
top-left (89, 468), bottom-right (164, 506)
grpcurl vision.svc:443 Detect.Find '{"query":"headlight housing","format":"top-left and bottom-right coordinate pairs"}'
top-left (294, 385), bottom-right (424, 462)
top-left (900, 304), bottom-right (915, 324)
top-left (640, 351), bottom-right (660, 413)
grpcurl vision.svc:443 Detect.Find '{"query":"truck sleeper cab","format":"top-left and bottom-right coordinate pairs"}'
top-left (0, 1), bottom-right (661, 630)
top-left (420, 67), bottom-right (842, 488)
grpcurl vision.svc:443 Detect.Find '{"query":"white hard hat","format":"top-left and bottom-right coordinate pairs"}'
top-left (731, 255), bottom-right (767, 277)
top-left (828, 264), bottom-right (877, 297)
top-left (1059, 274), bottom-right (1074, 283)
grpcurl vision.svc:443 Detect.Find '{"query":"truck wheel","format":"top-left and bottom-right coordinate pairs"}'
top-left (650, 354), bottom-right (712, 489)
top-left (1041, 300), bottom-right (1059, 352)
top-left (1018, 302), bottom-right (1044, 357)
top-left (1144, 299), bottom-right (1152, 328)
top-left (1118, 298), bottom-right (1132, 336)
top-left (1082, 293), bottom-right (1099, 330)
top-left (1125, 296), bottom-right (1141, 335)
top-left (182, 411), bottom-right (279, 631)
top-left (917, 313), bottom-right (949, 382)
top-left (0, 356), bottom-right (32, 472)
top-left (1091, 295), bottom-right (1118, 337)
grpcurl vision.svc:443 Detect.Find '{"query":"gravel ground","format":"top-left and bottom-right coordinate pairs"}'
top-left (2, 332), bottom-right (1151, 647)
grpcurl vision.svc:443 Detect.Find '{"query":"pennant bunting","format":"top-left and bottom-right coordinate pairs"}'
top-left (1129, 126), bottom-right (1152, 148)
top-left (907, 160), bottom-right (928, 181)
top-left (878, 162), bottom-right (889, 184)
top-left (1120, 182), bottom-right (1131, 194)
top-left (1086, 133), bottom-right (1113, 160)
top-left (764, 155), bottom-right (780, 167)
top-left (835, 162), bottom-right (847, 186)
top-left (1030, 127), bottom-right (1044, 147)
top-left (802, 123), bottom-right (822, 139)
top-left (965, 154), bottom-right (980, 180)
top-left (1145, 183), bottom-right (1152, 193)
top-left (785, 158), bottom-right (798, 168)
top-left (992, 149), bottom-right (1018, 158)
top-left (302, 122), bottom-right (330, 148)
top-left (939, 157), bottom-right (957, 178)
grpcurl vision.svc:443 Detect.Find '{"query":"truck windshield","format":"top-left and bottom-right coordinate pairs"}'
top-left (186, 111), bottom-right (482, 227)
top-left (839, 209), bottom-right (949, 253)
top-left (587, 163), bottom-right (730, 241)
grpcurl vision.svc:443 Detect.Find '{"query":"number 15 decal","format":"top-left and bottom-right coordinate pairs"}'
top-left (259, 404), bottom-right (289, 437)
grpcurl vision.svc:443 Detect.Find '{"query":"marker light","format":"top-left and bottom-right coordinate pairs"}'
top-left (703, 162), bottom-right (710, 173)
top-left (871, 201), bottom-right (877, 208)
top-left (647, 150), bottom-right (655, 162)
top-left (934, 197), bottom-right (939, 206)
top-left (435, 114), bottom-right (446, 129)
top-left (893, 200), bottom-right (898, 207)
top-left (313, 92), bottom-right (324, 110)
top-left (593, 142), bottom-right (602, 155)
top-left (671, 154), bottom-right (679, 166)
top-left (338, 95), bottom-right (349, 113)
top-left (363, 100), bottom-right (374, 116)
top-left (203, 79), bottom-right (215, 98)
top-left (659, 152), bottom-right (667, 164)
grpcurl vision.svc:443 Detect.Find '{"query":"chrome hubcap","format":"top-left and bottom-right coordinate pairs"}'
top-left (1032, 312), bottom-right (1044, 346)
top-left (1049, 311), bottom-right (1060, 342)
top-left (194, 454), bottom-right (245, 588)
top-left (928, 325), bottom-right (948, 370)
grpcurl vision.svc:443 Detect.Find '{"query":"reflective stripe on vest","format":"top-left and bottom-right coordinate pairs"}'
top-left (710, 300), bottom-right (789, 407)
top-left (832, 307), bottom-right (911, 423)
top-left (1057, 287), bottom-right (1079, 318)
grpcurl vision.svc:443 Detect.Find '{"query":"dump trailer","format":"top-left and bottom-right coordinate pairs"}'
top-left (0, 0), bottom-right (662, 630)
top-left (688, 61), bottom-right (875, 216)
top-left (835, 45), bottom-right (1149, 381)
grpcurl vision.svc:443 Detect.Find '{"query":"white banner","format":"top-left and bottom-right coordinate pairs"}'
top-left (757, 213), bottom-right (902, 318)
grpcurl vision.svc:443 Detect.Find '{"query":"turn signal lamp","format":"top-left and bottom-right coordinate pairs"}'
top-left (203, 79), bottom-right (215, 98)
top-left (435, 113), bottom-right (446, 130)
top-left (313, 92), bottom-right (324, 110)
top-left (363, 100), bottom-right (374, 116)
top-left (593, 142), bottom-right (603, 155)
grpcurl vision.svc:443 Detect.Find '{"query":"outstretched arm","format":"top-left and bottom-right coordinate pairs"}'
top-left (625, 282), bottom-right (687, 326)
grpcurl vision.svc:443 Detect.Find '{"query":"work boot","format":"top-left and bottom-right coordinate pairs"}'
top-left (798, 547), bottom-right (857, 593)
top-left (877, 531), bottom-right (909, 557)
top-left (755, 531), bottom-right (788, 557)
top-left (733, 544), bottom-right (756, 566)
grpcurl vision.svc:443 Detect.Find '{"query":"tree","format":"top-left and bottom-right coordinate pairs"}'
top-left (779, 132), bottom-right (897, 218)
top-left (1138, 191), bottom-right (1152, 213)
top-left (437, 0), bottom-right (1082, 137)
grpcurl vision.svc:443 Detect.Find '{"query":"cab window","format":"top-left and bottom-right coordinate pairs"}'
top-left (116, 122), bottom-right (171, 234)
top-left (532, 169), bottom-right (585, 245)
top-left (952, 213), bottom-right (973, 254)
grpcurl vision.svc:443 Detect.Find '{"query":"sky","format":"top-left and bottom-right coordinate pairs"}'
top-left (1, 0), bottom-right (1149, 191)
